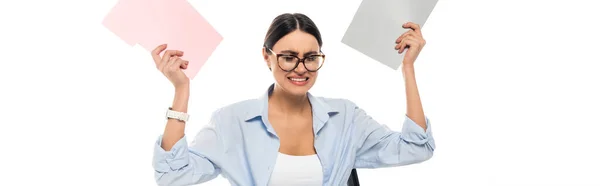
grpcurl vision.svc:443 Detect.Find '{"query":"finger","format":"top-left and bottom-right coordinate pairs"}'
top-left (402, 22), bottom-right (422, 36)
top-left (169, 57), bottom-right (186, 71)
top-left (404, 35), bottom-right (425, 47)
top-left (161, 56), bottom-right (178, 72)
top-left (395, 35), bottom-right (417, 50)
top-left (180, 60), bottom-right (189, 69)
top-left (160, 50), bottom-right (184, 67)
top-left (396, 36), bottom-right (418, 53)
top-left (396, 30), bottom-right (417, 44)
top-left (151, 44), bottom-right (167, 66)
top-left (174, 58), bottom-right (188, 70)
top-left (397, 39), bottom-right (408, 54)
top-left (168, 56), bottom-right (179, 69)
top-left (398, 38), bottom-right (420, 54)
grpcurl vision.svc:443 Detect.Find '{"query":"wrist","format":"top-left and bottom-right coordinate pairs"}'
top-left (402, 64), bottom-right (415, 73)
top-left (175, 83), bottom-right (190, 94)
top-left (171, 97), bottom-right (189, 113)
top-left (402, 64), bottom-right (415, 71)
top-left (172, 86), bottom-right (190, 113)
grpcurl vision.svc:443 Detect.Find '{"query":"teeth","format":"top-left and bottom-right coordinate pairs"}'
top-left (289, 77), bottom-right (308, 82)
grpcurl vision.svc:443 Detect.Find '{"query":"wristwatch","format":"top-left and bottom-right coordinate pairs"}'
top-left (166, 107), bottom-right (189, 122)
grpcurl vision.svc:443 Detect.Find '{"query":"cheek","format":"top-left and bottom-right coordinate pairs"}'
top-left (272, 68), bottom-right (288, 81)
top-left (309, 72), bottom-right (318, 80)
top-left (266, 58), bottom-right (276, 69)
top-left (269, 61), bottom-right (276, 69)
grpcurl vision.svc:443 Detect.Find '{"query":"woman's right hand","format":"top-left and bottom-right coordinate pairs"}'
top-left (151, 44), bottom-right (190, 89)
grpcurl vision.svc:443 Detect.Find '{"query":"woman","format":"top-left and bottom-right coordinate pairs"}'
top-left (151, 13), bottom-right (435, 186)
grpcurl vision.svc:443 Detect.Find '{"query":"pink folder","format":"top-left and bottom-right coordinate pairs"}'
top-left (102, 0), bottom-right (223, 80)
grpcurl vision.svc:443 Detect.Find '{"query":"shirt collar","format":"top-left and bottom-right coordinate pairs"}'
top-left (244, 84), bottom-right (339, 135)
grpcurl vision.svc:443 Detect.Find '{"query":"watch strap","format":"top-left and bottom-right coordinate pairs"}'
top-left (166, 107), bottom-right (189, 122)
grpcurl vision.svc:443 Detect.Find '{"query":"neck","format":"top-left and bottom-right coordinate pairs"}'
top-left (269, 85), bottom-right (310, 114)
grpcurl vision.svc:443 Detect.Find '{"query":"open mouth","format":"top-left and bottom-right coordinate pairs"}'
top-left (287, 77), bottom-right (309, 85)
top-left (287, 77), bottom-right (309, 82)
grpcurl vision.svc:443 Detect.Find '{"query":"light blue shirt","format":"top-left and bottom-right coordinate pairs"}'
top-left (153, 84), bottom-right (436, 186)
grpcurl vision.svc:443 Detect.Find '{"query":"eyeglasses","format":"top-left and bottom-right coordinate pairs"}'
top-left (267, 48), bottom-right (325, 72)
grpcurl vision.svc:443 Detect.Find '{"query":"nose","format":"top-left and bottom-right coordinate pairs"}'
top-left (294, 60), bottom-right (308, 74)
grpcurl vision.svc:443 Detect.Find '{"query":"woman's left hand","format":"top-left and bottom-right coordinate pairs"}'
top-left (395, 22), bottom-right (426, 66)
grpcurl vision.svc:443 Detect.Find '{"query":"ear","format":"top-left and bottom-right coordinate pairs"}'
top-left (262, 47), bottom-right (272, 71)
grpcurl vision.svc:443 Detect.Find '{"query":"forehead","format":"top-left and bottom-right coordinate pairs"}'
top-left (271, 30), bottom-right (320, 53)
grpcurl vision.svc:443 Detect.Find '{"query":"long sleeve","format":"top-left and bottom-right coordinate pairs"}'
top-left (352, 104), bottom-right (436, 168)
top-left (152, 111), bottom-right (225, 186)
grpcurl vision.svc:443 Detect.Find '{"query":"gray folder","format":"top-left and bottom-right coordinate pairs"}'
top-left (341, 0), bottom-right (438, 70)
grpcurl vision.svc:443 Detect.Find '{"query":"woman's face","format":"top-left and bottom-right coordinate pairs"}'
top-left (263, 30), bottom-right (322, 96)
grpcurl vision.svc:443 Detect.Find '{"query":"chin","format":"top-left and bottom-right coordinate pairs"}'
top-left (280, 78), bottom-right (314, 96)
top-left (284, 84), bottom-right (312, 96)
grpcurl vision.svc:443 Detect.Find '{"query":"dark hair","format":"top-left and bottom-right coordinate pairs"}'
top-left (263, 13), bottom-right (323, 54)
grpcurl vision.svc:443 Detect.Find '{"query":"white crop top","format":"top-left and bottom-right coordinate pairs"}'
top-left (268, 152), bottom-right (323, 186)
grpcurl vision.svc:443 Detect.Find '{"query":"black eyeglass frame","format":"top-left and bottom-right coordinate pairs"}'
top-left (266, 47), bottom-right (326, 72)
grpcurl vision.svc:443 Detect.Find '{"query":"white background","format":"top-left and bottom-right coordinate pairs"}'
top-left (1, 0), bottom-right (599, 185)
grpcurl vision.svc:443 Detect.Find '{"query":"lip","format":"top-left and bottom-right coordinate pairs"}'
top-left (287, 76), bottom-right (309, 86)
top-left (287, 76), bottom-right (308, 79)
top-left (287, 76), bottom-right (309, 80)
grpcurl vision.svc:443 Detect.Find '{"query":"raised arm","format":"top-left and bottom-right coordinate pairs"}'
top-left (396, 22), bottom-right (427, 130)
top-left (150, 44), bottom-right (190, 151)
top-left (353, 22), bottom-right (434, 168)
top-left (150, 44), bottom-right (221, 185)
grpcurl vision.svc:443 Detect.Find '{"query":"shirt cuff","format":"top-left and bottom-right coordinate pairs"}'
top-left (153, 135), bottom-right (190, 173)
top-left (400, 115), bottom-right (436, 149)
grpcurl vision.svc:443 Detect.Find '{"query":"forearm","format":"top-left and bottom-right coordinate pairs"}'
top-left (402, 64), bottom-right (426, 130)
top-left (161, 84), bottom-right (190, 151)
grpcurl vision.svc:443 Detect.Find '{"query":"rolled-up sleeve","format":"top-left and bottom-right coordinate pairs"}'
top-left (399, 115), bottom-right (435, 149)
top-left (352, 103), bottom-right (436, 169)
top-left (153, 135), bottom-right (192, 173)
top-left (152, 110), bottom-right (225, 186)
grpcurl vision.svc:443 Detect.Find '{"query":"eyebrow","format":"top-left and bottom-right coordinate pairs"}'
top-left (280, 50), bottom-right (320, 56)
